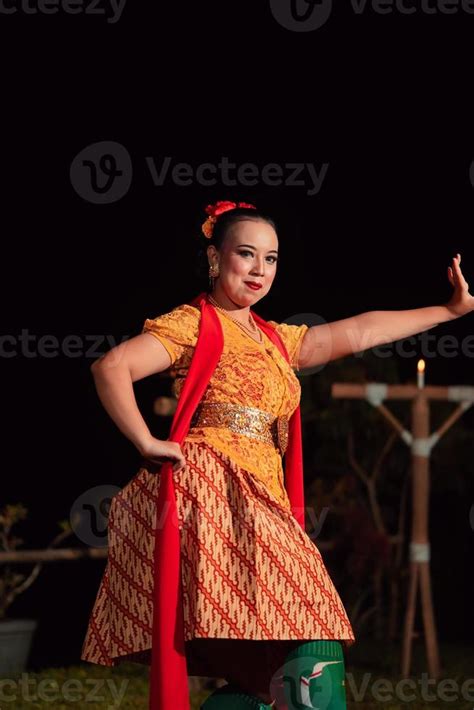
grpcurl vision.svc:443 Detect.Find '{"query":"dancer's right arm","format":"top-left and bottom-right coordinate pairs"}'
top-left (90, 333), bottom-right (186, 472)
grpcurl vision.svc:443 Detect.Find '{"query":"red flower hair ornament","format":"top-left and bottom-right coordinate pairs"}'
top-left (201, 200), bottom-right (257, 239)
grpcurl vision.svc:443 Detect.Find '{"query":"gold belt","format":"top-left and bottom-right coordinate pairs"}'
top-left (189, 402), bottom-right (289, 456)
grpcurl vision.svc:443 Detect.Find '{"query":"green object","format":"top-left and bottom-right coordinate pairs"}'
top-left (282, 640), bottom-right (347, 709)
top-left (201, 682), bottom-right (275, 709)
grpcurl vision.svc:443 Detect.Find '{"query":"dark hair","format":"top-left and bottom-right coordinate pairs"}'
top-left (195, 207), bottom-right (278, 292)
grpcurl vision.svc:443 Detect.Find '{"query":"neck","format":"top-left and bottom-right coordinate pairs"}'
top-left (209, 287), bottom-right (251, 316)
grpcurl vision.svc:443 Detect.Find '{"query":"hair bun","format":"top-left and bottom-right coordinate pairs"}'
top-left (201, 200), bottom-right (256, 239)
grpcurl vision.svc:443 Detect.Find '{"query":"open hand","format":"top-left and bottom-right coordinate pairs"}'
top-left (446, 253), bottom-right (474, 317)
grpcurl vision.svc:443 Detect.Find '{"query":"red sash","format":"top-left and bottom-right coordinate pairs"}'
top-left (149, 292), bottom-right (305, 709)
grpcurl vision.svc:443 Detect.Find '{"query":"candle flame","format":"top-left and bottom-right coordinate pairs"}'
top-left (417, 359), bottom-right (425, 373)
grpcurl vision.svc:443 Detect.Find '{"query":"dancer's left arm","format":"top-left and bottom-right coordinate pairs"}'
top-left (298, 253), bottom-right (474, 370)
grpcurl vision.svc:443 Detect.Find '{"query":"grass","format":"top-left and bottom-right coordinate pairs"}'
top-left (342, 638), bottom-right (474, 709)
top-left (1, 641), bottom-right (472, 708)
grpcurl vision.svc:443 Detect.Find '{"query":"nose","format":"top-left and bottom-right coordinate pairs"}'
top-left (251, 256), bottom-right (265, 276)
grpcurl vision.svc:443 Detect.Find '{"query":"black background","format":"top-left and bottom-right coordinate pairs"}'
top-left (1, 0), bottom-right (473, 669)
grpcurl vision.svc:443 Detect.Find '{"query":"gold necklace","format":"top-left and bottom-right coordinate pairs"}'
top-left (208, 294), bottom-right (263, 344)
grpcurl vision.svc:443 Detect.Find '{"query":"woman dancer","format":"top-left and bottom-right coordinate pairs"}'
top-left (81, 201), bottom-right (472, 709)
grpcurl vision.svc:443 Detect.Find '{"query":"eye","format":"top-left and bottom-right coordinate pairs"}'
top-left (239, 250), bottom-right (278, 264)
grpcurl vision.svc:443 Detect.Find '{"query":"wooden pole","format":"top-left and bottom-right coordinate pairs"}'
top-left (331, 380), bottom-right (473, 678)
top-left (401, 392), bottom-right (440, 677)
top-left (0, 547), bottom-right (108, 563)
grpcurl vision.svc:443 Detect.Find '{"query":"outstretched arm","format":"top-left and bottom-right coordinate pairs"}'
top-left (298, 253), bottom-right (474, 370)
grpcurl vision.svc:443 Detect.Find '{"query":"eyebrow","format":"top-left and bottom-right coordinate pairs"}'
top-left (237, 243), bottom-right (279, 255)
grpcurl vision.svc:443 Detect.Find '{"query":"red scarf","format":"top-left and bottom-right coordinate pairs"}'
top-left (149, 292), bottom-right (305, 709)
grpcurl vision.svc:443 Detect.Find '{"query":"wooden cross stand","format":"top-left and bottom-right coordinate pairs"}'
top-left (331, 364), bottom-right (474, 678)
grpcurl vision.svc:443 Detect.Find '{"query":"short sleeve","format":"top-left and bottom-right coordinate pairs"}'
top-left (142, 304), bottom-right (200, 367)
top-left (267, 320), bottom-right (309, 371)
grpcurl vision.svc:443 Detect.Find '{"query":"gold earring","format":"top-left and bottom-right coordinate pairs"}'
top-left (208, 263), bottom-right (219, 289)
